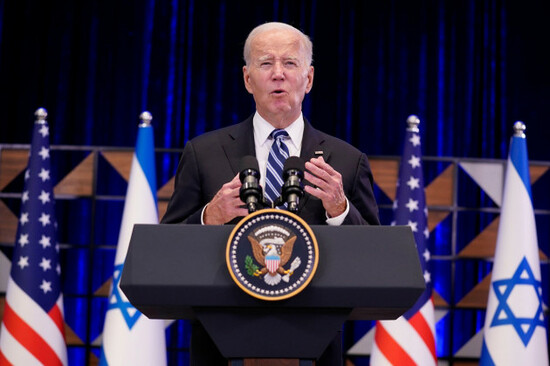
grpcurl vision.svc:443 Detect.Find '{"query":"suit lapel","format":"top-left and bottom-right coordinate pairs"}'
top-left (300, 119), bottom-right (330, 162)
top-left (221, 116), bottom-right (256, 176)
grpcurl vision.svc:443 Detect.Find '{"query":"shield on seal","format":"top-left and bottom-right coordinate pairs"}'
top-left (265, 254), bottom-right (280, 274)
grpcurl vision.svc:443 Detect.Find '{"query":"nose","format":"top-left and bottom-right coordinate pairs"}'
top-left (272, 61), bottom-right (284, 80)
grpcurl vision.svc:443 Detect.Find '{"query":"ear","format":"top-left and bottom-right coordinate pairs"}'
top-left (305, 66), bottom-right (314, 94)
top-left (243, 65), bottom-right (253, 94)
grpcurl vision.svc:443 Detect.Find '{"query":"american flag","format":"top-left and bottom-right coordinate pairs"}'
top-left (0, 111), bottom-right (68, 365)
top-left (370, 116), bottom-right (437, 365)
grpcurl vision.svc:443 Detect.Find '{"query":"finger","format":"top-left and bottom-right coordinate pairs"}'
top-left (305, 161), bottom-right (332, 182)
top-left (226, 174), bottom-right (242, 188)
top-left (304, 184), bottom-right (329, 201)
top-left (304, 171), bottom-right (330, 190)
top-left (308, 156), bottom-right (338, 176)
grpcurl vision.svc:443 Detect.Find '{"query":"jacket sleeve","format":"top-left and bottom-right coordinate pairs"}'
top-left (160, 140), bottom-right (205, 224)
top-left (343, 153), bottom-right (380, 225)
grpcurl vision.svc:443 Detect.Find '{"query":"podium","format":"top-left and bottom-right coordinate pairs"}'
top-left (120, 224), bottom-right (424, 364)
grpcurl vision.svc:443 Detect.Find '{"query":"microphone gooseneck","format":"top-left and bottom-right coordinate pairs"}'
top-left (278, 156), bottom-right (305, 213)
top-left (239, 155), bottom-right (263, 213)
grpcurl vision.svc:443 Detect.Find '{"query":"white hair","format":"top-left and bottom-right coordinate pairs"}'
top-left (243, 22), bottom-right (313, 66)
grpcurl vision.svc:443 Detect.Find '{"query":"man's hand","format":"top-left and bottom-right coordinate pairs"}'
top-left (204, 174), bottom-right (249, 225)
top-left (304, 156), bottom-right (347, 217)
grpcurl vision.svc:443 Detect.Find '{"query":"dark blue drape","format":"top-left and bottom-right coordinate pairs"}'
top-left (1, 0), bottom-right (549, 161)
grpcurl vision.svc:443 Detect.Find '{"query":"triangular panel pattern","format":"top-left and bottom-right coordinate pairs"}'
top-left (369, 158), bottom-right (399, 201)
top-left (0, 149), bottom-right (28, 191)
top-left (457, 273), bottom-right (491, 308)
top-left (0, 200), bottom-right (18, 245)
top-left (426, 163), bottom-right (454, 206)
top-left (459, 162), bottom-right (504, 207)
top-left (454, 328), bottom-right (483, 358)
top-left (54, 152), bottom-right (96, 196)
top-left (347, 327), bottom-right (375, 356)
top-left (0, 251), bottom-right (10, 292)
top-left (101, 151), bottom-right (134, 182)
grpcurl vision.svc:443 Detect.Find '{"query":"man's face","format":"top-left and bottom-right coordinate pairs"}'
top-left (243, 28), bottom-right (314, 127)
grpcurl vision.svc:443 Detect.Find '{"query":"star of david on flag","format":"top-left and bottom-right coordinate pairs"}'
top-left (370, 116), bottom-right (437, 366)
top-left (107, 264), bottom-right (141, 330)
top-left (99, 113), bottom-right (167, 366)
top-left (480, 122), bottom-right (549, 365)
top-left (0, 109), bottom-right (68, 365)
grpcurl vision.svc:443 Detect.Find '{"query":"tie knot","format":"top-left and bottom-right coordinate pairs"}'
top-left (270, 129), bottom-right (289, 141)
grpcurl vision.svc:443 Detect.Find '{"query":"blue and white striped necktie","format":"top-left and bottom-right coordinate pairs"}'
top-left (265, 129), bottom-right (289, 206)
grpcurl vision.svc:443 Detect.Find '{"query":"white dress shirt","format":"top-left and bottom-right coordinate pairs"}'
top-left (252, 112), bottom-right (348, 226)
top-left (201, 112), bottom-right (349, 225)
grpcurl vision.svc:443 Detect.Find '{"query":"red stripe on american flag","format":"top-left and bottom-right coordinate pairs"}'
top-left (409, 311), bottom-right (437, 362)
top-left (0, 348), bottom-right (14, 366)
top-left (48, 304), bottom-right (65, 336)
top-left (374, 321), bottom-right (416, 365)
top-left (3, 302), bottom-right (64, 366)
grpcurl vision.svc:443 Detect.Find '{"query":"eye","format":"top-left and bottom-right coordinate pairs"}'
top-left (285, 60), bottom-right (298, 67)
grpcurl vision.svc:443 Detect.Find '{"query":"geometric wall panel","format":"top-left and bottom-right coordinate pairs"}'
top-left (457, 273), bottom-right (491, 308)
top-left (0, 199), bottom-right (18, 245)
top-left (426, 164), bottom-right (454, 206)
top-left (0, 149), bottom-right (28, 191)
top-left (54, 152), bottom-right (96, 196)
top-left (460, 161), bottom-right (504, 207)
top-left (101, 151), bottom-right (133, 182)
top-left (458, 218), bottom-right (500, 258)
top-left (369, 158), bottom-right (399, 201)
top-left (1, 145), bottom-right (549, 366)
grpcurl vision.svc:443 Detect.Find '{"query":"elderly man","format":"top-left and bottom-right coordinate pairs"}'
top-left (162, 22), bottom-right (379, 366)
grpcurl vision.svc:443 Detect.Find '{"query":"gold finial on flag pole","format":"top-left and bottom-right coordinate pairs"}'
top-left (406, 115), bottom-right (420, 132)
top-left (34, 108), bottom-right (48, 125)
top-left (513, 121), bottom-right (526, 138)
top-left (139, 111), bottom-right (153, 127)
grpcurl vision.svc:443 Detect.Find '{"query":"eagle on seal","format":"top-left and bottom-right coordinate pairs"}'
top-left (248, 235), bottom-right (297, 286)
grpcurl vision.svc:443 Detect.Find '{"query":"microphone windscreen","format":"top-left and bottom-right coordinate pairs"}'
top-left (283, 156), bottom-right (305, 172)
top-left (239, 155), bottom-right (259, 172)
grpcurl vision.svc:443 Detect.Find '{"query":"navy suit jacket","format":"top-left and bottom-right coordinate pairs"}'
top-left (162, 115), bottom-right (379, 226)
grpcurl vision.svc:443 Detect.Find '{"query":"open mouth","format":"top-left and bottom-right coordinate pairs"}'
top-left (271, 89), bottom-right (287, 95)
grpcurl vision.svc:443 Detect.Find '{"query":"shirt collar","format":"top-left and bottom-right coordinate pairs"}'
top-left (252, 111), bottom-right (304, 148)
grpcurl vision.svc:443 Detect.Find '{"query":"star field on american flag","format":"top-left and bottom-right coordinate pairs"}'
top-left (392, 129), bottom-right (432, 318)
top-left (11, 121), bottom-right (62, 312)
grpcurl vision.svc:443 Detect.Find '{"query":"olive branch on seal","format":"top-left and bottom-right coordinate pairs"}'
top-left (245, 255), bottom-right (259, 276)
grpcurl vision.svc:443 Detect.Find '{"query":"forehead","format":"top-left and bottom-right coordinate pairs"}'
top-left (250, 29), bottom-right (305, 59)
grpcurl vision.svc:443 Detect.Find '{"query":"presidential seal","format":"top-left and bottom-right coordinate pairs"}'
top-left (226, 209), bottom-right (319, 301)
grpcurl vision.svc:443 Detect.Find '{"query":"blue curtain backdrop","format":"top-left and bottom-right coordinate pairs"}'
top-left (1, 0), bottom-right (549, 161)
top-left (1, 0), bottom-right (550, 364)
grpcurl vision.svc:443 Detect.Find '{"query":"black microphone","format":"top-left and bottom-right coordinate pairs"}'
top-left (277, 156), bottom-right (305, 213)
top-left (239, 155), bottom-right (263, 213)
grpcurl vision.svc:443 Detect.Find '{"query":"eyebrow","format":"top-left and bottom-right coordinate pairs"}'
top-left (256, 55), bottom-right (301, 63)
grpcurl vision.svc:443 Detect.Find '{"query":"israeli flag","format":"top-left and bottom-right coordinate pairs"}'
top-left (480, 123), bottom-right (548, 365)
top-left (100, 115), bottom-right (167, 366)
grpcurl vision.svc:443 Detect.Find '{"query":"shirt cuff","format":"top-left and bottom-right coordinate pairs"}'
top-left (200, 204), bottom-right (208, 225)
top-left (325, 198), bottom-right (349, 226)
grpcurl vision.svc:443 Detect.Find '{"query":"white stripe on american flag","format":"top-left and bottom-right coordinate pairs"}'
top-left (5, 279), bottom-right (67, 362)
top-left (419, 299), bottom-right (436, 334)
top-left (377, 315), bottom-right (435, 364)
top-left (0, 323), bottom-right (43, 366)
